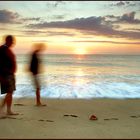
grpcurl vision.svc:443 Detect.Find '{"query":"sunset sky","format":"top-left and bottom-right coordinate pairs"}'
top-left (0, 1), bottom-right (140, 54)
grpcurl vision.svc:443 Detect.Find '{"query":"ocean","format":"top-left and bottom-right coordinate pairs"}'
top-left (13, 54), bottom-right (140, 99)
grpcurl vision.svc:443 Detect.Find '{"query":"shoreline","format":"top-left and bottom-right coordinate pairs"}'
top-left (0, 98), bottom-right (140, 138)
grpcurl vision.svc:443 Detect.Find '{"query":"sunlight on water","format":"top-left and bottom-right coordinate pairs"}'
top-left (72, 68), bottom-right (87, 86)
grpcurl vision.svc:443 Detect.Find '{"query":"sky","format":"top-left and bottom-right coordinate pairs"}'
top-left (0, 1), bottom-right (140, 55)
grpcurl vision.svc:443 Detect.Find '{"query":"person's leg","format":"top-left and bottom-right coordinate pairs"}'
top-left (1, 94), bottom-right (7, 108)
top-left (34, 75), bottom-right (46, 106)
top-left (36, 87), bottom-right (41, 105)
top-left (6, 92), bottom-right (13, 114)
top-left (6, 92), bottom-right (18, 115)
top-left (0, 93), bottom-right (18, 115)
top-left (0, 94), bottom-right (7, 115)
top-left (34, 75), bottom-right (41, 105)
top-left (0, 79), bottom-right (7, 113)
top-left (36, 89), bottom-right (46, 106)
top-left (0, 75), bottom-right (18, 115)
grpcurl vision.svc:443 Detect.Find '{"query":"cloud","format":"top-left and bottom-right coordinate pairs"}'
top-left (110, 1), bottom-right (128, 7)
top-left (27, 16), bottom-right (107, 30)
top-left (22, 30), bottom-right (47, 35)
top-left (26, 15), bottom-right (140, 40)
top-left (125, 28), bottom-right (140, 32)
top-left (115, 1), bottom-right (126, 6)
top-left (106, 11), bottom-right (140, 24)
top-left (119, 12), bottom-right (140, 24)
top-left (31, 40), bottom-right (140, 45)
top-left (46, 31), bottom-right (75, 36)
top-left (0, 9), bottom-right (21, 24)
top-left (70, 40), bottom-right (140, 45)
top-left (46, 1), bottom-right (66, 9)
top-left (51, 15), bottom-right (65, 20)
top-left (21, 17), bottom-right (41, 22)
top-left (125, 1), bottom-right (140, 7)
top-left (54, 1), bottom-right (65, 7)
top-left (22, 30), bottom-right (75, 36)
top-left (0, 9), bottom-right (43, 24)
top-left (109, 1), bottom-right (139, 7)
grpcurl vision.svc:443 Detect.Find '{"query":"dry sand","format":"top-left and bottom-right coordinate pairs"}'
top-left (0, 97), bottom-right (140, 139)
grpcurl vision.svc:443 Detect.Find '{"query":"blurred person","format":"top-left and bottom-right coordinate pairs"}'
top-left (29, 43), bottom-right (47, 106)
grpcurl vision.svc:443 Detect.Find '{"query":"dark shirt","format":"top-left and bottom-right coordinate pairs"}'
top-left (0, 45), bottom-right (16, 76)
top-left (30, 51), bottom-right (40, 75)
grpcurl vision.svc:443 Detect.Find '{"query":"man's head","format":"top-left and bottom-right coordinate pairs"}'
top-left (5, 35), bottom-right (16, 47)
top-left (33, 43), bottom-right (47, 53)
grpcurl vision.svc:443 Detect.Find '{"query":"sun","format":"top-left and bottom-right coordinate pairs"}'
top-left (74, 47), bottom-right (87, 55)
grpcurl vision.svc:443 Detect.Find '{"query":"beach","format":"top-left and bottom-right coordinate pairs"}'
top-left (0, 1), bottom-right (140, 139)
top-left (0, 98), bottom-right (140, 139)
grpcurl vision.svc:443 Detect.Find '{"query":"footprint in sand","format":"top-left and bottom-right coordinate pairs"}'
top-left (0, 116), bottom-right (23, 120)
top-left (46, 120), bottom-right (54, 122)
top-left (14, 103), bottom-right (25, 106)
top-left (64, 114), bottom-right (78, 118)
top-left (130, 115), bottom-right (140, 118)
top-left (38, 119), bottom-right (54, 122)
top-left (0, 116), bottom-right (7, 119)
top-left (104, 118), bottom-right (119, 121)
top-left (34, 104), bottom-right (47, 107)
top-left (38, 119), bottom-right (45, 121)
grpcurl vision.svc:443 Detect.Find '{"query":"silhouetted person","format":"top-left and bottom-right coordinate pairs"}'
top-left (29, 43), bottom-right (46, 106)
top-left (0, 35), bottom-right (18, 115)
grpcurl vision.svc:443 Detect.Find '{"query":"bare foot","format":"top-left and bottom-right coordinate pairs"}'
top-left (0, 107), bottom-right (5, 116)
top-left (7, 112), bottom-right (19, 115)
top-left (0, 111), bottom-right (6, 119)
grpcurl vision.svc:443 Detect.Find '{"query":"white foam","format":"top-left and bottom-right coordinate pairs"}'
top-left (13, 81), bottom-right (140, 99)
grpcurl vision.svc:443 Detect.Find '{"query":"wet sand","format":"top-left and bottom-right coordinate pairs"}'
top-left (0, 98), bottom-right (140, 139)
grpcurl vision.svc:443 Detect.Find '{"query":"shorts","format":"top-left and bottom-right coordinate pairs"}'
top-left (0, 74), bottom-right (16, 94)
top-left (33, 75), bottom-right (40, 89)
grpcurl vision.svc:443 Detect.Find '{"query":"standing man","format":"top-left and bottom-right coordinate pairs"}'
top-left (0, 35), bottom-right (18, 115)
